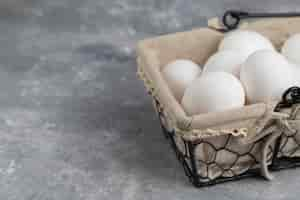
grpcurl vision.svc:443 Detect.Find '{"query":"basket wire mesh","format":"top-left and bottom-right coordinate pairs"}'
top-left (140, 10), bottom-right (300, 185)
top-left (151, 87), bottom-right (300, 187)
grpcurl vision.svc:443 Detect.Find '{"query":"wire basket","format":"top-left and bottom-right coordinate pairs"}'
top-left (137, 10), bottom-right (300, 187)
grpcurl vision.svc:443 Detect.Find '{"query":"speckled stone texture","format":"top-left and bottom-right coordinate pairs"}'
top-left (1, 0), bottom-right (300, 199)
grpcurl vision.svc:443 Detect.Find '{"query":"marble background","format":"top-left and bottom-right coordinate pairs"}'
top-left (0, 0), bottom-right (300, 199)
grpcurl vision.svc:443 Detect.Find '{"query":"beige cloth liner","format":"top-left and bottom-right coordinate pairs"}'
top-left (137, 17), bottom-right (300, 181)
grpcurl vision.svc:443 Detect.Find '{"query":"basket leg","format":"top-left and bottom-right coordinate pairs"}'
top-left (187, 141), bottom-right (201, 187)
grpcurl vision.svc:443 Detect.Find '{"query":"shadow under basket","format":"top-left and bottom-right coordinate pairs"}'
top-left (137, 15), bottom-right (300, 187)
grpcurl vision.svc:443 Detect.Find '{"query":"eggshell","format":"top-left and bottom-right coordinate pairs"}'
top-left (219, 30), bottom-right (275, 59)
top-left (290, 63), bottom-right (300, 87)
top-left (182, 72), bottom-right (245, 116)
top-left (202, 50), bottom-right (246, 77)
top-left (240, 50), bottom-right (295, 104)
top-left (162, 59), bottom-right (201, 101)
top-left (282, 33), bottom-right (300, 65)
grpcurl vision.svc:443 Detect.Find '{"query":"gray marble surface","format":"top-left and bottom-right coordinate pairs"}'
top-left (1, 0), bottom-right (300, 199)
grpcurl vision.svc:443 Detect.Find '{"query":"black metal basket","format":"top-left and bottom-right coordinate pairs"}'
top-left (138, 10), bottom-right (300, 187)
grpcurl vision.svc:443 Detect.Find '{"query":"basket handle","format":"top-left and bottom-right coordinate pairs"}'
top-left (267, 87), bottom-right (300, 169)
top-left (274, 86), bottom-right (300, 112)
top-left (222, 10), bottom-right (300, 31)
top-left (257, 87), bottom-right (300, 180)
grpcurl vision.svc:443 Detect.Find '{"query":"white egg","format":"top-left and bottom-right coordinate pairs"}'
top-left (240, 50), bottom-right (295, 104)
top-left (282, 33), bottom-right (300, 65)
top-left (290, 63), bottom-right (300, 87)
top-left (219, 30), bottom-right (275, 59)
top-left (182, 72), bottom-right (245, 116)
top-left (162, 59), bottom-right (201, 101)
top-left (202, 50), bottom-right (246, 77)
